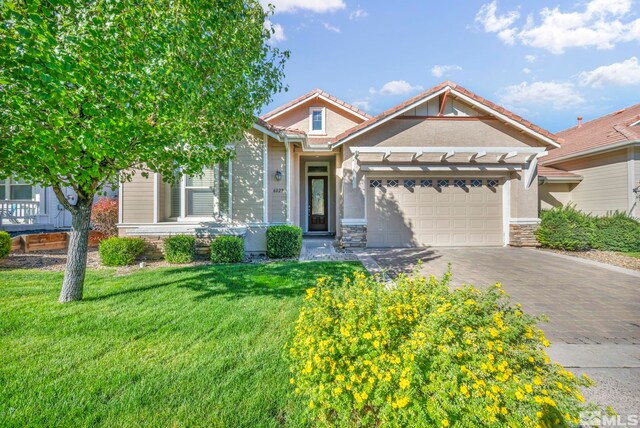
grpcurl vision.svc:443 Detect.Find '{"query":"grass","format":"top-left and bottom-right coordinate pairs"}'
top-left (0, 262), bottom-right (364, 427)
top-left (621, 251), bottom-right (640, 259)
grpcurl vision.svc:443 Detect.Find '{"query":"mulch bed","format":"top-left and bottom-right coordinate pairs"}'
top-left (542, 248), bottom-right (640, 271)
top-left (0, 249), bottom-right (275, 274)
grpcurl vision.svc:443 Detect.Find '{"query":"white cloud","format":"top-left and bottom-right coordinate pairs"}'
top-left (265, 20), bottom-right (286, 43)
top-left (579, 57), bottom-right (640, 87)
top-left (263, 0), bottom-right (346, 14)
top-left (499, 81), bottom-right (585, 110)
top-left (522, 67), bottom-right (532, 74)
top-left (525, 54), bottom-right (536, 63)
top-left (349, 8), bottom-right (368, 21)
top-left (431, 64), bottom-right (463, 78)
top-left (352, 99), bottom-right (371, 111)
top-left (322, 22), bottom-right (341, 33)
top-left (475, 1), bottom-right (520, 33)
top-left (475, 0), bottom-right (640, 54)
top-left (369, 80), bottom-right (424, 96)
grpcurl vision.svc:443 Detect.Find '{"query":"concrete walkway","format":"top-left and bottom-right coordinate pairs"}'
top-left (299, 237), bottom-right (358, 262)
top-left (362, 246), bottom-right (640, 419)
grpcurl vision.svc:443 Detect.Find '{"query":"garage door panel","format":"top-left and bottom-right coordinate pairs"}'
top-left (367, 177), bottom-right (503, 247)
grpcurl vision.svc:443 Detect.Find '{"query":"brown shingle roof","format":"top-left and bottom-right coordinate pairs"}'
top-left (261, 88), bottom-right (372, 120)
top-left (254, 117), bottom-right (305, 137)
top-left (330, 81), bottom-right (559, 146)
top-left (538, 166), bottom-right (582, 179)
top-left (544, 104), bottom-right (640, 163)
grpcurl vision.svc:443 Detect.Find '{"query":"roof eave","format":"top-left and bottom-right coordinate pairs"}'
top-left (542, 140), bottom-right (640, 165)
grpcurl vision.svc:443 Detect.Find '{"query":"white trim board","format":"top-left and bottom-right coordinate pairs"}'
top-left (360, 165), bottom-right (522, 172)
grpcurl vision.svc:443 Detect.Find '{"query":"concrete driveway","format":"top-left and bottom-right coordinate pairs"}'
top-left (358, 247), bottom-right (640, 418)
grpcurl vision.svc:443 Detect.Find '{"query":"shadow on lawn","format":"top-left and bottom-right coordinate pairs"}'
top-left (85, 262), bottom-right (360, 302)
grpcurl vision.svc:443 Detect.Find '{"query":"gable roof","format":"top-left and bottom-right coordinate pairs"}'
top-left (330, 81), bottom-right (560, 148)
top-left (261, 88), bottom-right (372, 121)
top-left (253, 117), bottom-right (305, 140)
top-left (543, 104), bottom-right (640, 164)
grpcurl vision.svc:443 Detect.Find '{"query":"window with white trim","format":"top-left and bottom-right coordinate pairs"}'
top-left (0, 178), bottom-right (34, 200)
top-left (169, 161), bottom-right (231, 219)
top-left (309, 107), bottom-right (325, 134)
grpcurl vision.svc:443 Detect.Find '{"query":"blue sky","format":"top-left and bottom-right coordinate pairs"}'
top-left (260, 0), bottom-right (640, 133)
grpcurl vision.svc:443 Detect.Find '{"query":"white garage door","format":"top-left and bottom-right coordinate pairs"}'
top-left (366, 177), bottom-right (503, 247)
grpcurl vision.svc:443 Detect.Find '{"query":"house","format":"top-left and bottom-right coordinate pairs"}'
top-left (117, 81), bottom-right (561, 253)
top-left (539, 104), bottom-right (640, 218)
top-left (0, 180), bottom-right (117, 233)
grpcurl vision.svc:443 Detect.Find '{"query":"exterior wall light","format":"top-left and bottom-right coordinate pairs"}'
top-left (275, 170), bottom-right (283, 181)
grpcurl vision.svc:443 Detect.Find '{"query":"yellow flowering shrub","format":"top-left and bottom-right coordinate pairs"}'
top-left (287, 271), bottom-right (597, 427)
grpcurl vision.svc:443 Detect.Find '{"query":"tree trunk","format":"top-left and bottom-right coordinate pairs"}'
top-left (59, 200), bottom-right (93, 303)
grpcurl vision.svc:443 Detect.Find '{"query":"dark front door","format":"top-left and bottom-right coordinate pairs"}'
top-left (308, 176), bottom-right (328, 232)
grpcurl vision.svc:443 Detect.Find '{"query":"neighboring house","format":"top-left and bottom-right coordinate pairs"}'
top-left (0, 179), bottom-right (117, 233)
top-left (539, 104), bottom-right (640, 218)
top-left (118, 81), bottom-right (560, 253)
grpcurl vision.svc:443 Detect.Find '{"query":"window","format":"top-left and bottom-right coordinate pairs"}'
top-left (487, 179), bottom-right (499, 188)
top-left (169, 162), bottom-right (231, 219)
top-left (404, 179), bottom-right (415, 189)
top-left (369, 179), bottom-right (382, 188)
top-left (470, 179), bottom-right (482, 187)
top-left (454, 179), bottom-right (466, 188)
top-left (308, 165), bottom-right (328, 173)
top-left (420, 179), bottom-right (432, 188)
top-left (1, 178), bottom-right (33, 200)
top-left (309, 107), bottom-right (325, 133)
top-left (437, 179), bottom-right (449, 188)
top-left (387, 179), bottom-right (398, 187)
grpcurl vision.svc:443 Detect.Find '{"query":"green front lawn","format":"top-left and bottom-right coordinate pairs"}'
top-left (0, 262), bottom-right (364, 427)
top-left (621, 251), bottom-right (640, 259)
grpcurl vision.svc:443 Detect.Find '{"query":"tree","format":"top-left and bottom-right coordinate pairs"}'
top-left (0, 0), bottom-right (287, 302)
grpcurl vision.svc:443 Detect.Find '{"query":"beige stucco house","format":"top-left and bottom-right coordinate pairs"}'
top-left (117, 81), bottom-right (562, 253)
top-left (539, 104), bottom-right (640, 218)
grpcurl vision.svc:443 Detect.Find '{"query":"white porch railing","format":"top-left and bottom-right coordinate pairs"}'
top-left (0, 200), bottom-right (41, 224)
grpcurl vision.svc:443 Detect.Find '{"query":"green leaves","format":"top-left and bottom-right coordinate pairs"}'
top-left (0, 0), bottom-right (287, 199)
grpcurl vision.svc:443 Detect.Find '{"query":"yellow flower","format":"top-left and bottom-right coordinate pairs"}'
top-left (460, 385), bottom-right (469, 395)
top-left (533, 376), bottom-right (542, 386)
top-left (305, 288), bottom-right (316, 300)
top-left (399, 378), bottom-right (410, 389)
top-left (363, 332), bottom-right (373, 340)
top-left (524, 384), bottom-right (533, 393)
top-left (395, 396), bottom-right (409, 408)
top-left (442, 420), bottom-right (450, 427)
top-left (333, 387), bottom-right (343, 395)
top-left (515, 390), bottom-right (524, 400)
top-left (336, 374), bottom-right (345, 382)
top-left (309, 401), bottom-right (315, 409)
top-left (361, 391), bottom-right (369, 400)
top-left (289, 378), bottom-right (295, 384)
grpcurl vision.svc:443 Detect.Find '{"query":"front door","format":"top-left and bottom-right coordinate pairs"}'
top-left (308, 176), bottom-right (328, 232)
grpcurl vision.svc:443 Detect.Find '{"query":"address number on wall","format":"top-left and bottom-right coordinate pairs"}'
top-left (273, 188), bottom-right (285, 193)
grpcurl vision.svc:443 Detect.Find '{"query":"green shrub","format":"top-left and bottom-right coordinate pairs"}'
top-left (210, 235), bottom-right (244, 263)
top-left (536, 205), bottom-right (594, 250)
top-left (164, 235), bottom-right (196, 264)
top-left (266, 225), bottom-right (302, 258)
top-left (98, 237), bottom-right (145, 266)
top-left (288, 271), bottom-right (596, 427)
top-left (591, 212), bottom-right (640, 252)
top-left (0, 231), bottom-right (11, 260)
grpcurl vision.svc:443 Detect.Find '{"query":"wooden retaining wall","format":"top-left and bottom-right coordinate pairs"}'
top-left (11, 231), bottom-right (106, 253)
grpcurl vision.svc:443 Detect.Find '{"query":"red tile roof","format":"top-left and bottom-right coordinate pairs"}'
top-left (261, 88), bottom-right (372, 121)
top-left (538, 166), bottom-right (582, 179)
top-left (330, 81), bottom-right (560, 146)
top-left (544, 104), bottom-right (640, 163)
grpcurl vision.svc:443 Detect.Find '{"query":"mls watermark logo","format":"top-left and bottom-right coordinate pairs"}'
top-left (580, 410), bottom-right (639, 426)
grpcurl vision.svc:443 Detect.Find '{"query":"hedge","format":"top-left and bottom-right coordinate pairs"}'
top-left (0, 231), bottom-right (10, 260)
top-left (210, 235), bottom-right (244, 263)
top-left (266, 225), bottom-right (302, 258)
top-left (537, 206), bottom-right (640, 252)
top-left (164, 235), bottom-right (196, 264)
top-left (98, 237), bottom-right (145, 266)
